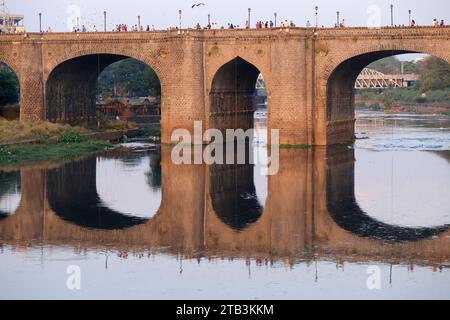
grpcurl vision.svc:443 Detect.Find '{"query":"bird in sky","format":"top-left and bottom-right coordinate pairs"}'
top-left (191, 3), bottom-right (206, 9)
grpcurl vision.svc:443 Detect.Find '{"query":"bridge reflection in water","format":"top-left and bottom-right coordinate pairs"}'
top-left (0, 146), bottom-right (448, 269)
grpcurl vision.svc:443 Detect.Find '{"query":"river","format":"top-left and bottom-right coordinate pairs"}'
top-left (0, 110), bottom-right (449, 299)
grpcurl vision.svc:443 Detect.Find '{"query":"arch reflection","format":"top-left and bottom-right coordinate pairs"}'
top-left (209, 144), bottom-right (267, 231)
top-left (326, 146), bottom-right (450, 241)
top-left (47, 151), bottom-right (162, 230)
top-left (96, 151), bottom-right (161, 218)
top-left (0, 170), bottom-right (21, 219)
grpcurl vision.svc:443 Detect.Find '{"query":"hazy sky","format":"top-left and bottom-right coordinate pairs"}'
top-left (6, 0), bottom-right (450, 32)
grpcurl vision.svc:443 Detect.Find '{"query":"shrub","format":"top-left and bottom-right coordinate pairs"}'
top-left (415, 96), bottom-right (427, 104)
top-left (59, 130), bottom-right (83, 143)
top-left (368, 102), bottom-right (381, 111)
top-left (103, 120), bottom-right (136, 131)
top-left (355, 102), bottom-right (366, 109)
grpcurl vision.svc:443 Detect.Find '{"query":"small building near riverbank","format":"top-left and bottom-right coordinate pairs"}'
top-left (96, 97), bottom-right (161, 125)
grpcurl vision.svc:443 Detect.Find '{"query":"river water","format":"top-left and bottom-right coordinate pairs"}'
top-left (0, 110), bottom-right (449, 300)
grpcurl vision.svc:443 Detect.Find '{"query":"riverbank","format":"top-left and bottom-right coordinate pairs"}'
top-left (0, 119), bottom-right (151, 165)
top-left (355, 89), bottom-right (450, 115)
top-left (0, 139), bottom-right (112, 164)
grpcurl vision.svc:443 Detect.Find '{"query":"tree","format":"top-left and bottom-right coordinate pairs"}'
top-left (0, 64), bottom-right (19, 106)
top-left (367, 56), bottom-right (401, 74)
top-left (416, 57), bottom-right (450, 92)
top-left (97, 59), bottom-right (161, 98)
top-left (144, 68), bottom-right (161, 97)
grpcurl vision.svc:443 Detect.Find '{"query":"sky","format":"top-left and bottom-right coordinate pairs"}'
top-left (5, 0), bottom-right (450, 32)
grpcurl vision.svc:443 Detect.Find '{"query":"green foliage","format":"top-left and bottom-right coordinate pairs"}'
top-left (367, 56), bottom-right (401, 74)
top-left (355, 102), bottom-right (366, 109)
top-left (358, 89), bottom-right (377, 100)
top-left (358, 87), bottom-right (450, 108)
top-left (59, 131), bottom-right (84, 143)
top-left (0, 64), bottom-right (19, 106)
top-left (97, 58), bottom-right (161, 98)
top-left (415, 96), bottom-right (427, 104)
top-left (138, 126), bottom-right (161, 138)
top-left (102, 120), bottom-right (136, 131)
top-left (416, 57), bottom-right (450, 92)
top-left (144, 68), bottom-right (161, 97)
top-left (367, 56), bottom-right (419, 75)
top-left (0, 140), bottom-right (111, 164)
top-left (368, 102), bottom-right (381, 111)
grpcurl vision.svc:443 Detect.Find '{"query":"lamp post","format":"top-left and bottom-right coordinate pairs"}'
top-left (248, 8), bottom-right (251, 27)
top-left (138, 15), bottom-right (141, 30)
top-left (337, 11), bottom-right (340, 27)
top-left (390, 4), bottom-right (394, 27)
top-left (103, 11), bottom-right (107, 32)
top-left (274, 12), bottom-right (277, 27)
top-left (38, 13), bottom-right (42, 33)
top-left (178, 10), bottom-right (182, 29)
top-left (208, 14), bottom-right (211, 26)
top-left (408, 9), bottom-right (412, 26)
top-left (315, 6), bottom-right (319, 28)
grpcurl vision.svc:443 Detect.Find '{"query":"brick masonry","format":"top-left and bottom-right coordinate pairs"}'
top-left (0, 27), bottom-right (449, 145)
top-left (0, 146), bottom-right (449, 264)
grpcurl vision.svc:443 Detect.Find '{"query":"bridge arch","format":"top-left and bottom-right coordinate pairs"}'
top-left (322, 46), bottom-right (450, 144)
top-left (209, 56), bottom-right (268, 134)
top-left (45, 53), bottom-right (163, 125)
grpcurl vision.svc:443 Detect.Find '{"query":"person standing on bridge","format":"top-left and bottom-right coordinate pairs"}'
top-left (441, 20), bottom-right (445, 27)
top-left (410, 20), bottom-right (416, 27)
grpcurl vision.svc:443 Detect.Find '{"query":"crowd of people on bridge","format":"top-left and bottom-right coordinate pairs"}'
top-left (3, 11), bottom-right (448, 34)
top-left (432, 19), bottom-right (445, 27)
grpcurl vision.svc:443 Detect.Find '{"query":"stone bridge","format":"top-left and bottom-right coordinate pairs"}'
top-left (1, 27), bottom-right (450, 145)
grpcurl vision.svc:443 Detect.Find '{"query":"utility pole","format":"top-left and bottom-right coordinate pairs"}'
top-left (408, 9), bottom-right (412, 26)
top-left (178, 9), bottom-right (182, 29)
top-left (248, 8), bottom-right (251, 28)
top-left (39, 12), bottom-right (42, 33)
top-left (337, 11), bottom-right (340, 27)
top-left (0, 1), bottom-right (5, 32)
top-left (315, 6), bottom-right (319, 28)
top-left (138, 15), bottom-right (141, 30)
top-left (274, 12), bottom-right (277, 27)
top-left (103, 11), bottom-right (107, 32)
top-left (390, 4), bottom-right (394, 27)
